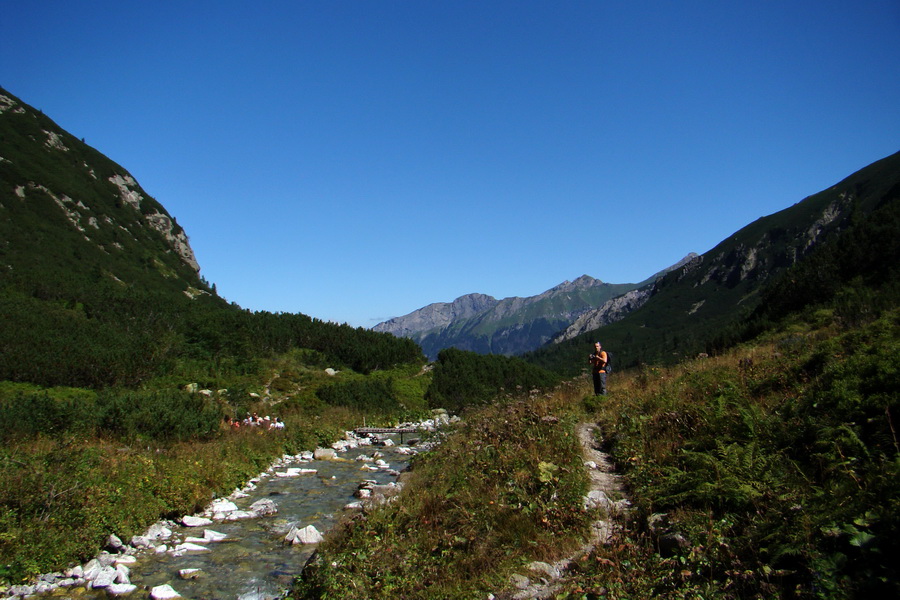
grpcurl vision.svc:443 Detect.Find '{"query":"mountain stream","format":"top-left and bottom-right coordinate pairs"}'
top-left (40, 436), bottom-right (414, 600)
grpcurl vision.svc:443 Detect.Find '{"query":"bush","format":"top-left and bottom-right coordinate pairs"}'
top-left (95, 389), bottom-right (224, 442)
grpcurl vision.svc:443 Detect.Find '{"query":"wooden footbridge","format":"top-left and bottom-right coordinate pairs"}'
top-left (354, 426), bottom-right (418, 443)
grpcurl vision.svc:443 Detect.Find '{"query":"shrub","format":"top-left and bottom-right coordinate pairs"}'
top-left (95, 389), bottom-right (224, 442)
top-left (425, 348), bottom-right (560, 413)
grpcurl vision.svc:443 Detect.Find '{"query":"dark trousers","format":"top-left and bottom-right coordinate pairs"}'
top-left (592, 371), bottom-right (607, 395)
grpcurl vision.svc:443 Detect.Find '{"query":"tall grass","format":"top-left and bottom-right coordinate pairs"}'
top-left (0, 393), bottom-right (365, 584)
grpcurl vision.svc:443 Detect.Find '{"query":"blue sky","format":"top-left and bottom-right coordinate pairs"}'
top-left (3, 1), bottom-right (898, 327)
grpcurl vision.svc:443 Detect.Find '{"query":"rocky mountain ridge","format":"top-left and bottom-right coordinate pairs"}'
top-left (374, 293), bottom-right (499, 339)
top-left (552, 253), bottom-right (700, 343)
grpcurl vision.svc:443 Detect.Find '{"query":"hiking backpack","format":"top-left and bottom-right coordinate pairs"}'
top-left (604, 351), bottom-right (612, 374)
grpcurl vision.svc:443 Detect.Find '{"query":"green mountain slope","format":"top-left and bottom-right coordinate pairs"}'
top-left (0, 87), bottom-right (423, 387)
top-left (527, 150), bottom-right (900, 374)
top-left (0, 88), bottom-right (203, 299)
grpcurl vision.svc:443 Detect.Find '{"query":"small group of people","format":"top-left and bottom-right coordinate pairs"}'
top-left (224, 413), bottom-right (285, 431)
top-left (588, 341), bottom-right (609, 396)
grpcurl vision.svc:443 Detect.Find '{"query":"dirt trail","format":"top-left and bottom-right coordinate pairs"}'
top-left (492, 422), bottom-right (630, 600)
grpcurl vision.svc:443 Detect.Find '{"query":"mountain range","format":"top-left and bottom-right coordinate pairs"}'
top-left (373, 257), bottom-right (697, 359)
top-left (377, 152), bottom-right (900, 368)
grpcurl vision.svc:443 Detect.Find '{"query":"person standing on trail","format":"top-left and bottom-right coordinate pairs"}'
top-left (589, 341), bottom-right (608, 396)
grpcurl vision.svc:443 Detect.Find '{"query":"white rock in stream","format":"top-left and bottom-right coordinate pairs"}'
top-left (182, 515), bottom-right (213, 527)
top-left (207, 498), bottom-right (239, 516)
top-left (151, 584), bottom-right (182, 599)
top-left (275, 467), bottom-right (317, 477)
top-left (313, 448), bottom-right (337, 460)
top-left (108, 583), bottom-right (138, 595)
top-left (115, 564), bottom-right (131, 583)
top-left (174, 542), bottom-right (210, 553)
top-left (249, 498), bottom-right (278, 516)
top-left (82, 559), bottom-right (103, 580)
top-left (147, 523), bottom-right (173, 539)
top-left (204, 529), bottom-right (227, 542)
top-left (89, 566), bottom-right (117, 588)
top-left (179, 568), bottom-right (202, 580)
top-left (285, 525), bottom-right (324, 545)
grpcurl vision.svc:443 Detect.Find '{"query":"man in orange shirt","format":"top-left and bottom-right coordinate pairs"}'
top-left (589, 341), bottom-right (608, 396)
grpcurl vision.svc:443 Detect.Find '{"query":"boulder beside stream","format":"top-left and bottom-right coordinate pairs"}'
top-left (285, 525), bottom-right (324, 545)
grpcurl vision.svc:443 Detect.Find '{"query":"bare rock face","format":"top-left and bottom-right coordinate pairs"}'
top-left (553, 287), bottom-right (655, 343)
top-left (108, 174), bottom-right (200, 272)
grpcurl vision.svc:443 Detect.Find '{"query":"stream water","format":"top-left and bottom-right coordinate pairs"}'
top-left (49, 437), bottom-right (413, 600)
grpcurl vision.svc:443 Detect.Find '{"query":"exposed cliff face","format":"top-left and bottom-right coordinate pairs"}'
top-left (108, 174), bottom-right (200, 272)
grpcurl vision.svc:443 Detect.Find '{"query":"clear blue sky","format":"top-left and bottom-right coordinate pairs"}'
top-left (3, 1), bottom-right (898, 327)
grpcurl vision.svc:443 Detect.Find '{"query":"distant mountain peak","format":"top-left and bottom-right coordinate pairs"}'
top-left (546, 274), bottom-right (604, 293)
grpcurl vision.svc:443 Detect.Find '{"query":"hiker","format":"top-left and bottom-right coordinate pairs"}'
top-left (589, 341), bottom-right (608, 395)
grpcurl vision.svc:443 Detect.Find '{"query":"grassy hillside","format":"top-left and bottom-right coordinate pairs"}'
top-left (293, 155), bottom-right (900, 599)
